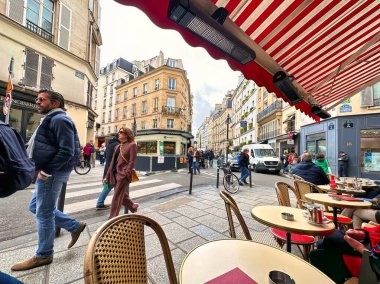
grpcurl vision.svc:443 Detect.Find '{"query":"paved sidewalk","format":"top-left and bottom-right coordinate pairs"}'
top-left (0, 182), bottom-right (300, 283)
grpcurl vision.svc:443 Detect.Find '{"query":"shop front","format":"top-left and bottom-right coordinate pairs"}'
top-left (300, 114), bottom-right (380, 180)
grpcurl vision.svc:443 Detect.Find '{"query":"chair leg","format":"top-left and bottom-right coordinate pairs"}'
top-left (299, 244), bottom-right (312, 261)
top-left (274, 236), bottom-right (285, 248)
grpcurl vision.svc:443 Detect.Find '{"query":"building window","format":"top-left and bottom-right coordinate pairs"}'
top-left (155, 79), bottom-right (160, 90)
top-left (124, 91), bottom-right (128, 100)
top-left (164, 141), bottom-right (176, 154)
top-left (132, 104), bottom-right (136, 116)
top-left (167, 59), bottom-right (177, 68)
top-left (167, 97), bottom-right (175, 109)
top-left (306, 133), bottom-right (326, 158)
top-left (94, 100), bottom-right (97, 110)
top-left (167, 119), bottom-right (174, 129)
top-left (123, 106), bottom-right (127, 118)
top-left (26, 0), bottom-right (54, 34)
top-left (114, 125), bottom-right (118, 133)
top-left (112, 72), bottom-right (115, 81)
top-left (24, 49), bottom-right (53, 89)
top-left (104, 86), bottom-right (107, 97)
top-left (141, 101), bottom-right (147, 114)
top-left (101, 127), bottom-right (104, 135)
top-left (108, 126), bottom-right (111, 134)
top-left (115, 108), bottom-right (119, 120)
top-left (361, 129), bottom-right (380, 172)
top-left (108, 110), bottom-right (112, 122)
top-left (143, 83), bottom-right (148, 94)
top-left (106, 76), bottom-right (109, 84)
top-left (168, 78), bottom-right (176, 90)
top-left (153, 97), bottom-right (159, 112)
top-left (110, 84), bottom-right (114, 95)
top-left (133, 87), bottom-right (138, 97)
top-left (103, 99), bottom-right (106, 109)
top-left (116, 94), bottom-right (120, 104)
top-left (102, 112), bottom-right (105, 123)
top-left (141, 121), bottom-right (146, 130)
top-left (361, 82), bottom-right (380, 107)
top-left (153, 119), bottom-right (158, 128)
top-left (137, 141), bottom-right (157, 154)
top-left (109, 97), bottom-right (112, 107)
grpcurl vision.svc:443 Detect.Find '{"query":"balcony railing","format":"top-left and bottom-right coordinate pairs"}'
top-left (26, 20), bottom-right (54, 42)
top-left (257, 100), bottom-right (282, 121)
top-left (258, 129), bottom-right (281, 141)
top-left (162, 106), bottom-right (182, 115)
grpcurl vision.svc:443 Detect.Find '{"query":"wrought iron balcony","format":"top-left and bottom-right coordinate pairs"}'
top-left (258, 129), bottom-right (281, 141)
top-left (257, 100), bottom-right (282, 121)
top-left (26, 20), bottom-right (54, 43)
top-left (162, 106), bottom-right (182, 115)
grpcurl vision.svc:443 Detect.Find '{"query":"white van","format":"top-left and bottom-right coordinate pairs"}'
top-left (242, 144), bottom-right (282, 174)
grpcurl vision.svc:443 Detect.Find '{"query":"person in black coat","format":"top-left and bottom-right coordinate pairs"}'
top-left (95, 135), bottom-right (119, 209)
top-left (292, 153), bottom-right (330, 185)
top-left (338, 151), bottom-right (349, 177)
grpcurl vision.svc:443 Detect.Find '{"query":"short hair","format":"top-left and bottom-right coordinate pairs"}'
top-left (316, 152), bottom-right (325, 159)
top-left (301, 152), bottom-right (313, 162)
top-left (39, 89), bottom-right (66, 111)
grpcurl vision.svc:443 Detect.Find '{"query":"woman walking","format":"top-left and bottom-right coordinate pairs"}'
top-left (187, 147), bottom-right (194, 174)
top-left (103, 127), bottom-right (139, 219)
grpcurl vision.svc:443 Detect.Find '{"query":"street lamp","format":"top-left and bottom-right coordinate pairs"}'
top-left (226, 113), bottom-right (231, 164)
top-left (132, 115), bottom-right (137, 137)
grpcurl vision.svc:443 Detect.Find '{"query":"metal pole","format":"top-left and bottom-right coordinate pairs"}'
top-left (216, 166), bottom-right (220, 188)
top-left (55, 182), bottom-right (67, 237)
top-left (189, 165), bottom-right (193, 194)
top-left (249, 165), bottom-right (252, 188)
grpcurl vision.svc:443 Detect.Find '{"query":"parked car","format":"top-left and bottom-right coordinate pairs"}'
top-left (217, 153), bottom-right (235, 168)
top-left (229, 152), bottom-right (242, 172)
top-left (242, 144), bottom-right (282, 174)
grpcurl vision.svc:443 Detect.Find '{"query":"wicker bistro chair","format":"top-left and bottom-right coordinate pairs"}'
top-left (83, 214), bottom-right (177, 284)
top-left (292, 174), bottom-right (304, 181)
top-left (294, 180), bottom-right (353, 229)
top-left (219, 190), bottom-right (252, 240)
top-left (273, 182), bottom-right (315, 260)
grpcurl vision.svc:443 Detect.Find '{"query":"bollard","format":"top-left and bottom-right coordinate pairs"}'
top-left (216, 167), bottom-right (220, 188)
top-left (189, 166), bottom-right (193, 195)
top-left (249, 165), bottom-right (252, 188)
top-left (55, 182), bottom-right (67, 237)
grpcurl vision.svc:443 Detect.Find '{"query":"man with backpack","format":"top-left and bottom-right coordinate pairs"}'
top-left (11, 90), bottom-right (86, 271)
top-left (239, 148), bottom-right (250, 186)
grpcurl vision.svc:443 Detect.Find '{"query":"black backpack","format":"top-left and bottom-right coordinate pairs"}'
top-left (0, 121), bottom-right (35, 197)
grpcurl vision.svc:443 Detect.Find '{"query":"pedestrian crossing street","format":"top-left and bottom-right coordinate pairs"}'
top-left (28, 167), bottom-right (183, 215)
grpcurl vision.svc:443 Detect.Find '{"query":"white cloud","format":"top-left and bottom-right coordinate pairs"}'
top-left (99, 1), bottom-right (239, 132)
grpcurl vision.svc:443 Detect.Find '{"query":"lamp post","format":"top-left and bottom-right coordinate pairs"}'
top-left (226, 113), bottom-right (231, 164)
top-left (132, 115), bottom-right (137, 137)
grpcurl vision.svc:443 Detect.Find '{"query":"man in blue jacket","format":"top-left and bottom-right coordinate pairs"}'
top-left (11, 90), bottom-right (86, 271)
top-left (292, 152), bottom-right (330, 185)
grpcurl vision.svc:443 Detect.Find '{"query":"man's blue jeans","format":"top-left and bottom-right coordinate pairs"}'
top-left (193, 161), bottom-right (199, 174)
top-left (29, 171), bottom-right (80, 258)
top-left (96, 184), bottom-right (114, 207)
top-left (240, 166), bottom-right (249, 183)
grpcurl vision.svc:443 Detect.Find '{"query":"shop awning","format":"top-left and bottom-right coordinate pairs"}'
top-left (115, 0), bottom-right (380, 121)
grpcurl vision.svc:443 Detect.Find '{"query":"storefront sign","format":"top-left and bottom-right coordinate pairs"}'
top-left (159, 141), bottom-right (164, 155)
top-left (180, 157), bottom-right (184, 163)
top-left (340, 104), bottom-right (352, 113)
top-left (75, 71), bottom-right (85, 80)
top-left (328, 123), bottom-right (334, 130)
top-left (240, 120), bottom-right (247, 128)
top-left (287, 139), bottom-right (294, 145)
top-left (157, 156), bottom-right (165, 163)
top-left (343, 121), bottom-right (354, 128)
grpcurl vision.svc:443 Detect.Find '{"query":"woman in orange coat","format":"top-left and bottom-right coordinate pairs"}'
top-left (103, 127), bottom-right (138, 219)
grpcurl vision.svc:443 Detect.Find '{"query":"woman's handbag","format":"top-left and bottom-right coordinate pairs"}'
top-left (119, 145), bottom-right (139, 183)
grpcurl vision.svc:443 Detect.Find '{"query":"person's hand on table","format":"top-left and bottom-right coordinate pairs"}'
top-left (346, 229), bottom-right (366, 240)
top-left (344, 235), bottom-right (368, 255)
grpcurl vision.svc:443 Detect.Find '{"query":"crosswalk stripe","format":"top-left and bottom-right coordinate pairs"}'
top-left (65, 179), bottom-right (163, 198)
top-left (64, 182), bottom-right (182, 214)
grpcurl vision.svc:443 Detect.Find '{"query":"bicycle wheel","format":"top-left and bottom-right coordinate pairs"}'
top-left (74, 160), bottom-right (91, 175)
top-left (223, 173), bottom-right (240, 194)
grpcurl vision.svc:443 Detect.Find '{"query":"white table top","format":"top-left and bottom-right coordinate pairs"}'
top-left (179, 239), bottom-right (334, 284)
top-left (305, 193), bottom-right (372, 209)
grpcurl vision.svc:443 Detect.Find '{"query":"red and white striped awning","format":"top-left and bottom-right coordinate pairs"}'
top-left (115, 0), bottom-right (380, 120)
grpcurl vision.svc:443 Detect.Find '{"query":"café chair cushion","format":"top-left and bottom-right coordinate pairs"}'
top-left (271, 228), bottom-right (315, 244)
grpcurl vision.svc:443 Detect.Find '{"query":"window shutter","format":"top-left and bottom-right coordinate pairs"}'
top-left (7, 0), bottom-right (25, 25)
top-left (40, 56), bottom-right (53, 89)
top-left (95, 45), bottom-right (101, 76)
top-left (361, 87), bottom-right (374, 107)
top-left (24, 49), bottom-right (39, 87)
top-left (58, 3), bottom-right (71, 50)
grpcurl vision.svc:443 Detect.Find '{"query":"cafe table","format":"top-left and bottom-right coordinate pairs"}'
top-left (179, 239), bottom-right (335, 284)
top-left (318, 185), bottom-right (366, 195)
top-left (251, 205), bottom-right (335, 253)
top-left (305, 193), bottom-right (372, 227)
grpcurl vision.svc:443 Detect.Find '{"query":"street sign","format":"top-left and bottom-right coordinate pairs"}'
top-left (158, 156), bottom-right (165, 163)
top-left (287, 139), bottom-right (294, 145)
top-left (240, 120), bottom-right (247, 128)
top-left (343, 121), bottom-right (354, 128)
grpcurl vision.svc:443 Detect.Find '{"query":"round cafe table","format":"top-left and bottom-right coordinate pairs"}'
top-left (318, 185), bottom-right (366, 195)
top-left (251, 205), bottom-right (335, 253)
top-left (179, 239), bottom-right (335, 284)
top-left (305, 193), bottom-right (372, 227)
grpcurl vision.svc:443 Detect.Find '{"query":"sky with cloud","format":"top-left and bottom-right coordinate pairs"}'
top-left (99, 0), bottom-right (240, 134)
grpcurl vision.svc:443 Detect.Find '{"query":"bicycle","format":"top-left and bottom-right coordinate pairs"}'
top-left (74, 160), bottom-right (91, 175)
top-left (221, 163), bottom-right (240, 194)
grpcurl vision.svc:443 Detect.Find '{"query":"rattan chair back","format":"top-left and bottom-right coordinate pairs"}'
top-left (275, 182), bottom-right (301, 208)
top-left (292, 174), bottom-right (304, 181)
top-left (84, 214), bottom-right (177, 284)
top-left (294, 180), bottom-right (322, 208)
top-left (219, 190), bottom-right (252, 240)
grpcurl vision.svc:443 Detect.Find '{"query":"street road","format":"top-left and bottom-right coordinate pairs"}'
top-left (0, 164), bottom-right (289, 242)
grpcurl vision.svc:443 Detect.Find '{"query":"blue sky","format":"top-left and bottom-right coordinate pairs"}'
top-left (99, 0), bottom-right (239, 134)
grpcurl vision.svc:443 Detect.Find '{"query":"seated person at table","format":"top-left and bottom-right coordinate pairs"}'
top-left (292, 153), bottom-right (330, 185)
top-left (309, 225), bottom-right (380, 283)
top-left (342, 195), bottom-right (380, 228)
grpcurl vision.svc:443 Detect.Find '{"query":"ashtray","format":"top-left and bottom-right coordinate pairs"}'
top-left (281, 212), bottom-right (294, 221)
top-left (269, 270), bottom-right (296, 284)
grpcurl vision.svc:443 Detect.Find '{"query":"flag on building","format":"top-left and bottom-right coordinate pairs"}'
top-left (3, 74), bottom-right (13, 116)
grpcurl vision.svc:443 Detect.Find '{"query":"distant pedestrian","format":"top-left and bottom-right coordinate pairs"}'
top-left (193, 147), bottom-right (201, 175)
top-left (99, 143), bottom-right (106, 165)
top-left (338, 151), bottom-right (349, 177)
top-left (83, 142), bottom-right (93, 164)
top-left (208, 149), bottom-right (214, 168)
top-left (239, 148), bottom-right (250, 185)
top-left (90, 139), bottom-right (96, 167)
top-left (95, 136), bottom-right (119, 209)
top-left (12, 90), bottom-right (85, 271)
top-left (187, 147), bottom-right (194, 173)
top-left (314, 152), bottom-right (330, 174)
top-left (104, 127), bottom-right (139, 219)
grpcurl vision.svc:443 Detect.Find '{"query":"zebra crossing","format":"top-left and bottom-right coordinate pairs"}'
top-left (28, 166), bottom-right (182, 215)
